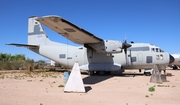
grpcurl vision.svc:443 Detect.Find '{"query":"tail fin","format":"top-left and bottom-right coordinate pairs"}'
top-left (28, 16), bottom-right (49, 45)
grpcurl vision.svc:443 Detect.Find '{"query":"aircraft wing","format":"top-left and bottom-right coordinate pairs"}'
top-left (6, 43), bottom-right (39, 48)
top-left (36, 15), bottom-right (103, 44)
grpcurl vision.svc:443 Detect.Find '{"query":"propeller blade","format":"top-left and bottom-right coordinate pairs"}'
top-left (122, 40), bottom-right (132, 50)
top-left (122, 40), bottom-right (132, 65)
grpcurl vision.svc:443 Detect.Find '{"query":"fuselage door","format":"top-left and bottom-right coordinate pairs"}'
top-left (137, 53), bottom-right (143, 62)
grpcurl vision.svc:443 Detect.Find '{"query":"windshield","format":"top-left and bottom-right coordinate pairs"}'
top-left (151, 48), bottom-right (164, 52)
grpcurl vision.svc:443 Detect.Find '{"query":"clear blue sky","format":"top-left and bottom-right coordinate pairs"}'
top-left (0, 0), bottom-right (180, 61)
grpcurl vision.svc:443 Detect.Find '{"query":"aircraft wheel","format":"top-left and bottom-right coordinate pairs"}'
top-left (106, 71), bottom-right (111, 75)
top-left (144, 72), bottom-right (151, 76)
top-left (98, 71), bottom-right (106, 76)
top-left (88, 71), bottom-right (94, 76)
top-left (173, 66), bottom-right (178, 70)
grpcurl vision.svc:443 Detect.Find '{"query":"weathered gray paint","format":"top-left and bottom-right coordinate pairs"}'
top-left (9, 16), bottom-right (173, 72)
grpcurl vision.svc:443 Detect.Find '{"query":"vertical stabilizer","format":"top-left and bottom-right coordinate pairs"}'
top-left (28, 16), bottom-right (49, 45)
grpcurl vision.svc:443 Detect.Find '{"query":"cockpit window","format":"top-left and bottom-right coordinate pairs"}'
top-left (151, 48), bottom-right (164, 52)
top-left (151, 48), bottom-right (155, 52)
top-left (156, 48), bottom-right (159, 52)
top-left (159, 49), bottom-right (164, 52)
top-left (127, 46), bottom-right (150, 51)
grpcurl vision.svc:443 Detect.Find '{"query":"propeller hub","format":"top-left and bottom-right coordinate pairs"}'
top-left (122, 40), bottom-right (132, 54)
top-left (122, 43), bottom-right (132, 49)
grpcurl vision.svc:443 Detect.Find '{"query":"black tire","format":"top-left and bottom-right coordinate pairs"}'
top-left (144, 72), bottom-right (151, 76)
top-left (98, 71), bottom-right (106, 76)
top-left (88, 71), bottom-right (94, 76)
top-left (173, 66), bottom-right (178, 70)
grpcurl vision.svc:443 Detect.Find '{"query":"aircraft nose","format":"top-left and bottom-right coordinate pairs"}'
top-left (169, 54), bottom-right (175, 64)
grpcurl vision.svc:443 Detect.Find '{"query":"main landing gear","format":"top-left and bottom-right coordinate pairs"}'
top-left (88, 71), bottom-right (109, 76)
top-left (139, 69), bottom-right (152, 76)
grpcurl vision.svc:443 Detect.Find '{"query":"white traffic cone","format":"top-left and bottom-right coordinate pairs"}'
top-left (64, 62), bottom-right (85, 92)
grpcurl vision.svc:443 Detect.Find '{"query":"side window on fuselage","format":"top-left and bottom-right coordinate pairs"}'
top-left (131, 57), bottom-right (136, 62)
top-left (147, 56), bottom-right (152, 63)
top-left (59, 54), bottom-right (66, 58)
top-left (128, 46), bottom-right (150, 51)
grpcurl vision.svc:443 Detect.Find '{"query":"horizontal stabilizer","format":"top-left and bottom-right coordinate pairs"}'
top-left (6, 43), bottom-right (39, 48)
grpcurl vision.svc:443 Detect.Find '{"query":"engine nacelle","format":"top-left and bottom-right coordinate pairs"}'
top-left (89, 40), bottom-right (123, 53)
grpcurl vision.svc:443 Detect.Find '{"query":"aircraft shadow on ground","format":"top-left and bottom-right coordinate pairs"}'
top-left (48, 69), bottom-right (145, 84)
top-left (85, 86), bottom-right (92, 92)
top-left (83, 73), bottom-right (144, 85)
top-left (83, 75), bottom-right (113, 84)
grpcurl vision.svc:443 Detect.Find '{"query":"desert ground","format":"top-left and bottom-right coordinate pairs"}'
top-left (0, 68), bottom-right (180, 105)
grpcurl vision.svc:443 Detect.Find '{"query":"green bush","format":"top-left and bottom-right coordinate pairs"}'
top-left (0, 53), bottom-right (34, 70)
top-left (58, 84), bottom-right (64, 87)
top-left (148, 87), bottom-right (155, 92)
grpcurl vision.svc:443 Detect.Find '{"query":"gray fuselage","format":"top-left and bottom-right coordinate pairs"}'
top-left (30, 42), bottom-right (171, 71)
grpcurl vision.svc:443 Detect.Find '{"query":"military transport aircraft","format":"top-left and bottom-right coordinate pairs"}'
top-left (7, 15), bottom-right (174, 75)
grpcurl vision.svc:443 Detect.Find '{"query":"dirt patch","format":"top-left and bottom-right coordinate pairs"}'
top-left (0, 69), bottom-right (180, 105)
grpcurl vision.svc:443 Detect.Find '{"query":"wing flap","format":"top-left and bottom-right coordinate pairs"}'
top-left (36, 15), bottom-right (103, 44)
top-left (6, 43), bottom-right (39, 48)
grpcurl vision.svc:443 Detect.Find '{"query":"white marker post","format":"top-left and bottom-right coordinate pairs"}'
top-left (64, 62), bottom-right (85, 93)
top-left (150, 64), bottom-right (167, 83)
